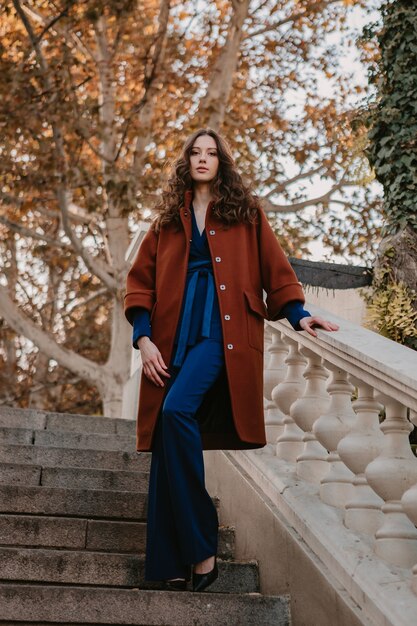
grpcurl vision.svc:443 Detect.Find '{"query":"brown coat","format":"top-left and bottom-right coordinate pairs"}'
top-left (124, 190), bottom-right (306, 451)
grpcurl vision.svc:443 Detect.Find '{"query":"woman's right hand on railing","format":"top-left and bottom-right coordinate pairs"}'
top-left (138, 337), bottom-right (171, 387)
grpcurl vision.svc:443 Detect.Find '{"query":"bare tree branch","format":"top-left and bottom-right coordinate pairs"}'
top-left (0, 284), bottom-right (112, 387)
top-left (244, 0), bottom-right (340, 39)
top-left (21, 2), bottom-right (98, 63)
top-left (0, 216), bottom-right (72, 250)
top-left (13, 0), bottom-right (50, 75)
top-left (265, 165), bottom-right (326, 198)
top-left (93, 15), bottom-right (117, 165)
top-left (262, 179), bottom-right (351, 213)
top-left (198, 0), bottom-right (251, 130)
top-left (0, 191), bottom-right (100, 228)
top-left (57, 187), bottom-right (118, 291)
top-left (131, 0), bottom-right (171, 173)
top-left (248, 0), bottom-right (270, 17)
top-left (33, 2), bottom-right (73, 44)
top-left (33, 203), bottom-right (102, 227)
top-left (65, 287), bottom-right (108, 315)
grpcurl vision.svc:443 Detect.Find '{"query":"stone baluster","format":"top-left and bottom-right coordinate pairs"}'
top-left (401, 464), bottom-right (417, 594)
top-left (275, 337), bottom-right (307, 462)
top-left (402, 496), bottom-right (417, 595)
top-left (365, 396), bottom-right (417, 568)
top-left (381, 409), bottom-right (417, 585)
top-left (312, 363), bottom-right (356, 508)
top-left (264, 329), bottom-right (289, 444)
top-left (337, 379), bottom-right (384, 534)
top-left (290, 347), bottom-right (330, 484)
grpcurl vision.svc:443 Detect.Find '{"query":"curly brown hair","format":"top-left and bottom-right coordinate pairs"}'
top-left (152, 128), bottom-right (262, 233)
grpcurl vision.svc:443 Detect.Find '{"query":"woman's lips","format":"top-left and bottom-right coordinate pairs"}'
top-left (197, 167), bottom-right (208, 171)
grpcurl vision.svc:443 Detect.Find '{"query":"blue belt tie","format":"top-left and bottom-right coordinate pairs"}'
top-left (173, 269), bottom-right (215, 368)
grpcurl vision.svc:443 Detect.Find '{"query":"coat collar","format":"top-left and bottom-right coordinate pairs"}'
top-left (182, 189), bottom-right (215, 214)
top-left (184, 189), bottom-right (193, 212)
top-left (180, 190), bottom-right (217, 239)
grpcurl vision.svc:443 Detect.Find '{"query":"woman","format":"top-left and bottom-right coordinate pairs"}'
top-left (124, 128), bottom-right (339, 593)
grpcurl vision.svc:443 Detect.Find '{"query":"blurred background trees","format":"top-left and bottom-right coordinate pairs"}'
top-left (362, 0), bottom-right (417, 349)
top-left (0, 0), bottom-right (383, 414)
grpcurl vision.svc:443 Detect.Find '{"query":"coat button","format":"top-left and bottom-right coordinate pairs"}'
top-left (220, 284), bottom-right (226, 290)
top-left (184, 211), bottom-right (188, 216)
top-left (227, 344), bottom-right (234, 349)
top-left (215, 257), bottom-right (221, 262)
top-left (224, 314), bottom-right (230, 320)
top-left (209, 229), bottom-right (215, 235)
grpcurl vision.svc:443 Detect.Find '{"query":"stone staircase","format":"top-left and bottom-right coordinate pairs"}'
top-left (0, 406), bottom-right (290, 625)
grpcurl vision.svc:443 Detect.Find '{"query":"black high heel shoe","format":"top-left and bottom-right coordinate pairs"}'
top-left (192, 556), bottom-right (218, 592)
top-left (164, 578), bottom-right (187, 591)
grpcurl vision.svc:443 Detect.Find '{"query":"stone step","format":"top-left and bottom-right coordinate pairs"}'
top-left (0, 406), bottom-right (48, 430)
top-left (0, 514), bottom-right (235, 559)
top-left (0, 484), bottom-right (147, 520)
top-left (0, 584), bottom-right (290, 625)
top-left (0, 406), bottom-right (136, 436)
top-left (0, 547), bottom-right (256, 593)
top-left (0, 427), bottom-right (33, 445)
top-left (34, 429), bottom-right (136, 451)
top-left (0, 485), bottom-right (219, 521)
top-left (45, 411), bottom-right (136, 436)
top-left (0, 427), bottom-right (137, 452)
top-left (0, 462), bottom-right (149, 492)
top-left (0, 443), bottom-right (151, 471)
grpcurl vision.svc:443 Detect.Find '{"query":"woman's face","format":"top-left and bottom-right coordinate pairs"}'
top-left (189, 135), bottom-right (219, 183)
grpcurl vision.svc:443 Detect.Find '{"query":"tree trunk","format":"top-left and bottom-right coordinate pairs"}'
top-left (199, 0), bottom-right (250, 130)
top-left (374, 226), bottom-right (417, 303)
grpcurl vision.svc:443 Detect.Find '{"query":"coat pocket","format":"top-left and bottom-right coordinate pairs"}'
top-left (243, 291), bottom-right (267, 353)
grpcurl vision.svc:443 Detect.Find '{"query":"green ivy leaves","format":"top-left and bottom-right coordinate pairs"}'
top-left (364, 1), bottom-right (417, 236)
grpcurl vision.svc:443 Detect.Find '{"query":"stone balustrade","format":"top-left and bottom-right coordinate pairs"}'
top-left (124, 224), bottom-right (417, 619)
top-left (264, 305), bottom-right (417, 596)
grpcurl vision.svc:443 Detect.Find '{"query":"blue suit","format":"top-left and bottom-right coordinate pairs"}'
top-left (132, 204), bottom-right (311, 581)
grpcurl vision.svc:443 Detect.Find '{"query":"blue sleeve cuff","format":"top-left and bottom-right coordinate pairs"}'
top-left (132, 308), bottom-right (151, 349)
top-left (281, 300), bottom-right (311, 331)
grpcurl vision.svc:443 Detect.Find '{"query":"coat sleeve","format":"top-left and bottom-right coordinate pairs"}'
top-left (132, 307), bottom-right (152, 349)
top-left (124, 225), bottom-right (158, 325)
top-left (281, 300), bottom-right (311, 330)
top-left (257, 208), bottom-right (306, 321)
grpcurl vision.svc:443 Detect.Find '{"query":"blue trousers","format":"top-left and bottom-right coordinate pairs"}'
top-left (144, 337), bottom-right (225, 581)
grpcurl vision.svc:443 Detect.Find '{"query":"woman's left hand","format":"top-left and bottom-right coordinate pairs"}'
top-left (299, 316), bottom-right (339, 338)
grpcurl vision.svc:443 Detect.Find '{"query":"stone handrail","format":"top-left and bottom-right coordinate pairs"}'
top-left (263, 306), bottom-right (417, 602)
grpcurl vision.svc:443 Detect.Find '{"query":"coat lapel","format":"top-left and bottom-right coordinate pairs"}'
top-left (179, 189), bottom-right (193, 243)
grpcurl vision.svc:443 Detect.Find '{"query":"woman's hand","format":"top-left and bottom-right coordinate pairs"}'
top-left (138, 337), bottom-right (171, 387)
top-left (299, 316), bottom-right (339, 338)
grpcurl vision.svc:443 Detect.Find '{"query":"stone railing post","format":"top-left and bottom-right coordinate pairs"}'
top-left (401, 486), bottom-right (417, 594)
top-left (401, 419), bottom-right (417, 594)
top-left (401, 411), bottom-right (417, 575)
top-left (291, 347), bottom-right (330, 484)
top-left (313, 363), bottom-right (356, 508)
top-left (337, 379), bottom-right (384, 534)
top-left (365, 396), bottom-right (417, 568)
top-left (275, 337), bottom-right (307, 462)
top-left (264, 329), bottom-right (289, 444)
